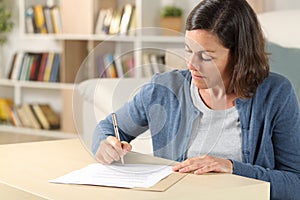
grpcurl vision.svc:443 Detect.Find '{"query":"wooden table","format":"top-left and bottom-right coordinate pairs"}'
top-left (0, 139), bottom-right (270, 199)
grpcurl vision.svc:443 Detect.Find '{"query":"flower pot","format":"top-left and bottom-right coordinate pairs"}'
top-left (160, 17), bottom-right (183, 36)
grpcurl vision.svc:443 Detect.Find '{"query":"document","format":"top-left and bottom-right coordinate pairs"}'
top-left (49, 163), bottom-right (173, 189)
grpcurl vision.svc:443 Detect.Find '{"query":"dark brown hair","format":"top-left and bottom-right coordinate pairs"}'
top-left (186, 0), bottom-right (269, 98)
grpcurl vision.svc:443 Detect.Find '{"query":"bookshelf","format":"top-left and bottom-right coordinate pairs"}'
top-left (0, 0), bottom-right (264, 139)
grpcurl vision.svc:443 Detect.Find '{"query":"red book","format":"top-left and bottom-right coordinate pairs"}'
top-left (29, 53), bottom-right (42, 81)
top-left (37, 53), bottom-right (48, 81)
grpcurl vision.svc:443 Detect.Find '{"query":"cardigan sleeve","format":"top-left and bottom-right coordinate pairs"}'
top-left (233, 78), bottom-right (300, 200)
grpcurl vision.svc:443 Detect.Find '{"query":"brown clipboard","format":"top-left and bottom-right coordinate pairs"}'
top-left (133, 172), bottom-right (187, 192)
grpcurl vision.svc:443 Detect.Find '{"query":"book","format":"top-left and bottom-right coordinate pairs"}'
top-left (24, 54), bottom-right (34, 80)
top-left (127, 55), bottom-right (135, 77)
top-left (114, 54), bottom-right (124, 78)
top-left (51, 6), bottom-right (62, 34)
top-left (29, 53), bottom-right (42, 81)
top-left (43, 52), bottom-right (55, 82)
top-left (95, 9), bottom-right (108, 34)
top-left (39, 104), bottom-right (60, 129)
top-left (128, 7), bottom-right (136, 36)
top-left (9, 105), bottom-right (23, 127)
top-left (142, 53), bottom-right (154, 77)
top-left (149, 54), bottom-right (160, 74)
top-left (43, 6), bottom-right (54, 34)
top-left (25, 7), bottom-right (35, 33)
top-left (31, 104), bottom-right (50, 130)
top-left (22, 103), bottom-right (41, 129)
top-left (7, 53), bottom-right (18, 79)
top-left (33, 5), bottom-right (47, 33)
top-left (102, 8), bottom-right (113, 34)
top-left (11, 52), bottom-right (25, 80)
top-left (121, 55), bottom-right (130, 78)
top-left (49, 53), bottom-right (60, 82)
top-left (15, 105), bottom-right (32, 128)
top-left (104, 54), bottom-right (117, 78)
top-left (0, 98), bottom-right (14, 125)
top-left (109, 10), bottom-right (121, 35)
top-left (19, 53), bottom-right (30, 80)
top-left (119, 4), bottom-right (134, 35)
top-left (37, 53), bottom-right (49, 81)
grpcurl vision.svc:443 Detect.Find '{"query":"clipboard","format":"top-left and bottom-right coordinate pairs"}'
top-left (133, 172), bottom-right (187, 192)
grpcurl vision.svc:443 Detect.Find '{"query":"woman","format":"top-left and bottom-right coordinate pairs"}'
top-left (92, 0), bottom-right (300, 199)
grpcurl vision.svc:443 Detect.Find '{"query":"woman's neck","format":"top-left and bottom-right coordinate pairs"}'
top-left (199, 88), bottom-right (238, 110)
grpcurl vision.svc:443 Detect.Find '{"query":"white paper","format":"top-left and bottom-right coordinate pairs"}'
top-left (49, 163), bottom-right (173, 188)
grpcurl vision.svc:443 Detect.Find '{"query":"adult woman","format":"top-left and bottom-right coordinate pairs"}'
top-left (92, 0), bottom-right (300, 199)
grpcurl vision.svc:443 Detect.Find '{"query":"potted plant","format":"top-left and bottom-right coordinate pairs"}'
top-left (0, 0), bottom-right (13, 45)
top-left (160, 5), bottom-right (183, 36)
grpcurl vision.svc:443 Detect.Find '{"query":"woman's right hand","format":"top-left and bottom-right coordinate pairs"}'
top-left (95, 136), bottom-right (132, 164)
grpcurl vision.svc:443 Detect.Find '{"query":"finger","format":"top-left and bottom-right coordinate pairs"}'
top-left (95, 144), bottom-right (114, 165)
top-left (172, 158), bottom-right (197, 172)
top-left (194, 162), bottom-right (219, 175)
top-left (101, 148), bottom-right (115, 164)
top-left (177, 160), bottom-right (209, 173)
top-left (107, 136), bottom-right (124, 156)
top-left (103, 141), bottom-right (121, 161)
top-left (121, 141), bottom-right (132, 152)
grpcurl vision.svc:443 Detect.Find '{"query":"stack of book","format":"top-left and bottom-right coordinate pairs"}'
top-left (141, 53), bottom-right (166, 77)
top-left (0, 98), bottom-right (60, 130)
top-left (95, 4), bottom-right (136, 35)
top-left (96, 53), bottom-right (135, 78)
top-left (94, 53), bottom-right (166, 79)
top-left (8, 52), bottom-right (61, 82)
top-left (25, 4), bottom-right (62, 34)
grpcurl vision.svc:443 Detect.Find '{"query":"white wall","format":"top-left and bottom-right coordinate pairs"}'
top-left (265, 0), bottom-right (300, 11)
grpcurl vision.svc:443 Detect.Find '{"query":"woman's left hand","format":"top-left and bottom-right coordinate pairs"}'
top-left (172, 155), bottom-right (233, 175)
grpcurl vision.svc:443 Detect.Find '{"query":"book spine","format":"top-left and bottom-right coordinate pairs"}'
top-left (37, 53), bottom-right (48, 81)
top-left (43, 52), bottom-right (55, 82)
top-left (32, 104), bottom-right (50, 130)
top-left (49, 53), bottom-right (60, 82)
top-left (104, 54), bottom-right (117, 78)
top-left (33, 5), bottom-right (47, 34)
top-left (0, 99), bottom-right (14, 125)
top-left (39, 104), bottom-right (60, 129)
top-left (51, 6), bottom-right (62, 34)
top-left (22, 104), bottom-right (41, 129)
top-left (43, 7), bottom-right (53, 34)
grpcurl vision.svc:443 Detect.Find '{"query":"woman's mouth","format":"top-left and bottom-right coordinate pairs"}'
top-left (192, 73), bottom-right (206, 80)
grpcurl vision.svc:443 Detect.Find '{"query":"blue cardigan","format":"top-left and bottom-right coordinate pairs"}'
top-left (93, 70), bottom-right (300, 200)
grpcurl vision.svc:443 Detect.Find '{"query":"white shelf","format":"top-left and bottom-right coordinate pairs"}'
top-left (19, 33), bottom-right (186, 43)
top-left (20, 33), bottom-right (137, 42)
top-left (0, 79), bottom-right (74, 90)
top-left (0, 125), bottom-right (76, 139)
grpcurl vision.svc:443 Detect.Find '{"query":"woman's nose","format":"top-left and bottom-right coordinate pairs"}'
top-left (187, 58), bottom-right (201, 71)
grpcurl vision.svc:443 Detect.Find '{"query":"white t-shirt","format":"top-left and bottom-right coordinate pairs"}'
top-left (187, 81), bottom-right (243, 162)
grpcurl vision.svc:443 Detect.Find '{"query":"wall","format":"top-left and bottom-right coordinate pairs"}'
top-left (265, 0), bottom-right (300, 11)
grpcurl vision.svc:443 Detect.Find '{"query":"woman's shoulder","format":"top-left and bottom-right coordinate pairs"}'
top-left (151, 69), bottom-right (191, 85)
top-left (256, 72), bottom-right (296, 102)
top-left (140, 69), bottom-right (191, 97)
top-left (262, 72), bottom-right (294, 91)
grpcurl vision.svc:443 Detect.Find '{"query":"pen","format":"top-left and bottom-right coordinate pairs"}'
top-left (112, 113), bottom-right (125, 165)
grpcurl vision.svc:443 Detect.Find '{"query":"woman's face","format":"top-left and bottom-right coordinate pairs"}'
top-left (185, 30), bottom-right (230, 90)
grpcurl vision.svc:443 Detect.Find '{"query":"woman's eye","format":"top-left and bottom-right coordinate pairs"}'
top-left (199, 52), bottom-right (212, 61)
top-left (185, 48), bottom-right (192, 53)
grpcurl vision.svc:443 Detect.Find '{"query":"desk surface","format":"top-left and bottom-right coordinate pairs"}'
top-left (0, 139), bottom-right (270, 200)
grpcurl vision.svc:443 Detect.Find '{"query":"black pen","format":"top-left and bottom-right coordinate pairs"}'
top-left (112, 113), bottom-right (125, 165)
